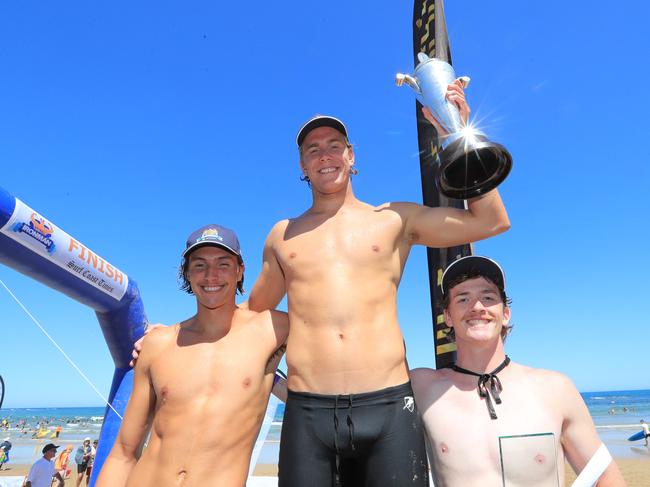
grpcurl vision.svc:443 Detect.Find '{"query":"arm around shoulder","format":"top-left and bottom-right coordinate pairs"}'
top-left (248, 222), bottom-right (287, 312)
top-left (258, 309), bottom-right (288, 402)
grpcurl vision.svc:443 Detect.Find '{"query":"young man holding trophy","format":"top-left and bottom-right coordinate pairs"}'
top-left (247, 78), bottom-right (511, 485)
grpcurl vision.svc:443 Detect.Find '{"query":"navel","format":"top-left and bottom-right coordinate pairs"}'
top-left (176, 469), bottom-right (187, 485)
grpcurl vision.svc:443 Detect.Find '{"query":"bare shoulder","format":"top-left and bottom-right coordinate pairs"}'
top-left (266, 219), bottom-right (290, 243)
top-left (238, 308), bottom-right (287, 335)
top-left (515, 363), bottom-right (575, 390)
top-left (137, 324), bottom-right (179, 365)
top-left (239, 307), bottom-right (286, 324)
top-left (512, 363), bottom-right (581, 408)
top-left (410, 367), bottom-right (452, 393)
top-left (376, 201), bottom-right (420, 216)
top-left (235, 307), bottom-right (267, 324)
top-left (142, 323), bottom-right (178, 348)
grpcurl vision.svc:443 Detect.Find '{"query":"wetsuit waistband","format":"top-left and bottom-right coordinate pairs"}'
top-left (287, 381), bottom-right (413, 407)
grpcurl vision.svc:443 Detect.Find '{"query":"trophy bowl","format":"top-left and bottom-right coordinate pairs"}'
top-left (397, 53), bottom-right (512, 200)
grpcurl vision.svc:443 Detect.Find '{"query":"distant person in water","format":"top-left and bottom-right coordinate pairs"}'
top-left (410, 256), bottom-right (626, 486)
top-left (97, 224), bottom-right (288, 487)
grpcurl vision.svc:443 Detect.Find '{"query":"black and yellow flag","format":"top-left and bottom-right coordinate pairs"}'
top-left (412, 0), bottom-right (471, 369)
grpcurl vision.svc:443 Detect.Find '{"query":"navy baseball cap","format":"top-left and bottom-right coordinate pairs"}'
top-left (441, 256), bottom-right (506, 295)
top-left (183, 224), bottom-right (242, 261)
top-left (42, 443), bottom-right (59, 453)
top-left (296, 115), bottom-right (349, 147)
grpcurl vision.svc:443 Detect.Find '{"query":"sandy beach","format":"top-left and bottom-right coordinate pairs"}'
top-left (563, 458), bottom-right (649, 486)
top-left (2, 458), bottom-right (649, 485)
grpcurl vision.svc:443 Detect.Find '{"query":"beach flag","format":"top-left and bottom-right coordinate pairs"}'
top-left (412, 0), bottom-right (472, 369)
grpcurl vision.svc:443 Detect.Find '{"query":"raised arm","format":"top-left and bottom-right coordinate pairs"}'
top-left (248, 223), bottom-right (287, 312)
top-left (398, 189), bottom-right (510, 249)
top-left (396, 79), bottom-right (510, 248)
top-left (96, 334), bottom-right (158, 486)
top-left (558, 374), bottom-right (626, 486)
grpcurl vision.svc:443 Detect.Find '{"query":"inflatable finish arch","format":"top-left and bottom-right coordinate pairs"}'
top-left (0, 185), bottom-right (146, 485)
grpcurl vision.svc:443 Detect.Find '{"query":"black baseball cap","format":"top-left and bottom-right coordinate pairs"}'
top-left (296, 115), bottom-right (349, 147)
top-left (441, 256), bottom-right (506, 295)
top-left (42, 443), bottom-right (59, 453)
top-left (183, 224), bottom-right (242, 261)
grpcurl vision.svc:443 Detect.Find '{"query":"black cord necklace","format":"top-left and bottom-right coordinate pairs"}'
top-left (451, 356), bottom-right (511, 420)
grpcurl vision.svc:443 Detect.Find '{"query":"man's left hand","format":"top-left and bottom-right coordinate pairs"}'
top-left (422, 78), bottom-right (470, 137)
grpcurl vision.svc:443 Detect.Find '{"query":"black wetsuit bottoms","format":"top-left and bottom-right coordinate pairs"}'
top-left (278, 381), bottom-right (429, 487)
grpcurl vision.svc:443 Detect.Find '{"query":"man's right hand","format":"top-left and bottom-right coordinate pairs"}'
top-left (129, 323), bottom-right (166, 367)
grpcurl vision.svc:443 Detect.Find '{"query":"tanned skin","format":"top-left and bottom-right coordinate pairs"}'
top-left (97, 246), bottom-right (288, 487)
top-left (410, 276), bottom-right (626, 486)
top-left (248, 82), bottom-right (510, 395)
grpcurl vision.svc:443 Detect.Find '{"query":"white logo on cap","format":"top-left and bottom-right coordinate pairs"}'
top-left (198, 228), bottom-right (223, 242)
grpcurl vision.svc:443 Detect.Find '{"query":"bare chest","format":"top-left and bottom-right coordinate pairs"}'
top-left (423, 383), bottom-right (563, 483)
top-left (149, 340), bottom-right (267, 408)
top-left (276, 211), bottom-right (405, 278)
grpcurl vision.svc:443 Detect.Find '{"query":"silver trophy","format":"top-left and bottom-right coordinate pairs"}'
top-left (396, 52), bottom-right (512, 199)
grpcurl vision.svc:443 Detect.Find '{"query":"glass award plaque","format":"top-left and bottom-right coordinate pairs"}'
top-left (499, 432), bottom-right (559, 487)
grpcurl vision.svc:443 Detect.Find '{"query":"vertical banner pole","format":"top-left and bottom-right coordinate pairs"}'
top-left (412, 0), bottom-right (472, 369)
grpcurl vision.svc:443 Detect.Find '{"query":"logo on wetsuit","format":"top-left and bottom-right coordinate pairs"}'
top-left (403, 396), bottom-right (415, 413)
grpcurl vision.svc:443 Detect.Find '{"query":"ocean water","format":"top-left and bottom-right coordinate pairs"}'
top-left (583, 389), bottom-right (650, 425)
top-left (2, 390), bottom-right (649, 466)
top-left (0, 406), bottom-right (104, 467)
top-left (581, 389), bottom-right (650, 459)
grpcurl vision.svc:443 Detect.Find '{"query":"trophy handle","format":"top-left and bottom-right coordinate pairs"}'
top-left (395, 73), bottom-right (421, 94)
top-left (457, 76), bottom-right (471, 89)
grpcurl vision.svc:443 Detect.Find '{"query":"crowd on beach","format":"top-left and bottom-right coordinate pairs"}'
top-left (0, 417), bottom-right (98, 441)
top-left (2, 437), bottom-right (99, 487)
top-left (0, 415), bottom-right (104, 486)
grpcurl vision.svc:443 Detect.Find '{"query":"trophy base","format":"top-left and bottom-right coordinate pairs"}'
top-left (437, 135), bottom-right (512, 200)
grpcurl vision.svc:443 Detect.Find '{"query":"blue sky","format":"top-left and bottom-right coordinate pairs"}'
top-left (1, 1), bottom-right (648, 407)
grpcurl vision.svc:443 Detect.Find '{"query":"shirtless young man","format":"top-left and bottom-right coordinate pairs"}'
top-left (246, 81), bottom-right (510, 486)
top-left (96, 224), bottom-right (288, 487)
top-left (410, 256), bottom-right (626, 486)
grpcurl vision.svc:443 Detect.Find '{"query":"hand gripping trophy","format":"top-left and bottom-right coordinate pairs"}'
top-left (397, 52), bottom-right (512, 199)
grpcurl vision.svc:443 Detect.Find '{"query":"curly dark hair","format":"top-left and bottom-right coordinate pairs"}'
top-left (178, 251), bottom-right (245, 295)
top-left (441, 270), bottom-right (513, 341)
